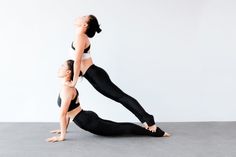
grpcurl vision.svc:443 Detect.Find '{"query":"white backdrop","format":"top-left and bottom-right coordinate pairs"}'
top-left (0, 0), bottom-right (235, 122)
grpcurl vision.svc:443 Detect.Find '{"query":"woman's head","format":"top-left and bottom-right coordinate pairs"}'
top-left (85, 15), bottom-right (102, 38)
top-left (58, 60), bottom-right (74, 81)
top-left (75, 15), bottom-right (102, 38)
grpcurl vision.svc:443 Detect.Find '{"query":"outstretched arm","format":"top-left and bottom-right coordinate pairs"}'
top-left (58, 105), bottom-right (68, 141)
top-left (65, 35), bottom-right (86, 87)
top-left (50, 114), bottom-right (70, 134)
top-left (47, 90), bottom-right (72, 143)
top-left (65, 114), bottom-right (70, 130)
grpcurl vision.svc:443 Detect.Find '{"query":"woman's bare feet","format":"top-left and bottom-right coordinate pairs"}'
top-left (148, 124), bottom-right (157, 132)
top-left (143, 123), bottom-right (157, 132)
top-left (143, 122), bottom-right (171, 137)
top-left (143, 123), bottom-right (171, 137)
top-left (143, 122), bottom-right (149, 129)
top-left (163, 132), bottom-right (171, 137)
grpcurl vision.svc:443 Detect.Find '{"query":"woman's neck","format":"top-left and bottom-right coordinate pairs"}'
top-left (75, 26), bottom-right (85, 35)
top-left (60, 77), bottom-right (71, 86)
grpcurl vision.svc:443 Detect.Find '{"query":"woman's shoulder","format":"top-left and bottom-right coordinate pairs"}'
top-left (74, 34), bottom-right (89, 48)
top-left (60, 86), bottom-right (75, 99)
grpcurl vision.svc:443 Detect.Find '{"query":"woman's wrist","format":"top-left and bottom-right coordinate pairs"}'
top-left (58, 135), bottom-right (65, 141)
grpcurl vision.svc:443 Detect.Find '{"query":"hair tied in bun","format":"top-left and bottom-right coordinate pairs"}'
top-left (96, 25), bottom-right (102, 33)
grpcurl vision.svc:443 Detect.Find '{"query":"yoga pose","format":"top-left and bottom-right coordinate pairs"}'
top-left (65, 15), bottom-right (159, 132)
top-left (47, 60), bottom-right (170, 142)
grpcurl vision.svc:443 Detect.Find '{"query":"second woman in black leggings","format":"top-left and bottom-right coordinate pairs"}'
top-left (47, 60), bottom-right (169, 143)
top-left (66, 15), bottom-right (160, 132)
top-left (73, 109), bottom-right (164, 137)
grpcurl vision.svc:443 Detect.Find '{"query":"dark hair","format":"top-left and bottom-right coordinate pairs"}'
top-left (85, 15), bottom-right (102, 38)
top-left (66, 60), bottom-right (74, 81)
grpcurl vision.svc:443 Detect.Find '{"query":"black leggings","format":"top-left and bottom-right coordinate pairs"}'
top-left (83, 64), bottom-right (155, 126)
top-left (73, 110), bottom-right (165, 137)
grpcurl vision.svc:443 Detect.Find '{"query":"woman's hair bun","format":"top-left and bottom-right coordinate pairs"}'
top-left (96, 26), bottom-right (102, 33)
top-left (86, 15), bottom-right (102, 38)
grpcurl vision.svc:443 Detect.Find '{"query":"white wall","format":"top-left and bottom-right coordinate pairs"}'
top-left (0, 0), bottom-right (235, 122)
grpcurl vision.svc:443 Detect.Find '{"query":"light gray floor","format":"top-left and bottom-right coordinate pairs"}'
top-left (0, 122), bottom-right (235, 157)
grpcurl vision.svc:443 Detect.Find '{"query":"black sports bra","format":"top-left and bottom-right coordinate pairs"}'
top-left (57, 89), bottom-right (80, 111)
top-left (71, 41), bottom-right (90, 53)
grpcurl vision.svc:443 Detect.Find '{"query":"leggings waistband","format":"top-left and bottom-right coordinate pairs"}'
top-left (73, 109), bottom-right (85, 121)
top-left (83, 64), bottom-right (96, 77)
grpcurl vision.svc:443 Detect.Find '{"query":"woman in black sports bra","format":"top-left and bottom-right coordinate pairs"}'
top-left (65, 15), bottom-right (164, 133)
top-left (46, 60), bottom-right (170, 143)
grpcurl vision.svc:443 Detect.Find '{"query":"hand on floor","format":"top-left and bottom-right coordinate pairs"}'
top-left (50, 129), bottom-right (68, 134)
top-left (50, 129), bottom-right (61, 134)
top-left (46, 136), bottom-right (64, 143)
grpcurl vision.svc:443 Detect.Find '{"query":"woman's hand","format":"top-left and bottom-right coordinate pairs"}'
top-left (46, 136), bottom-right (64, 143)
top-left (50, 129), bottom-right (61, 134)
top-left (50, 129), bottom-right (68, 134)
top-left (64, 81), bottom-right (76, 87)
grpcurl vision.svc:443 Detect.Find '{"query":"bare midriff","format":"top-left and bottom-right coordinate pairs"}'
top-left (80, 57), bottom-right (93, 75)
top-left (67, 105), bottom-right (83, 120)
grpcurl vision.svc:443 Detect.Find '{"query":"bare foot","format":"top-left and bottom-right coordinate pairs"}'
top-left (148, 124), bottom-right (157, 132)
top-left (143, 123), bottom-right (157, 132)
top-left (163, 132), bottom-right (171, 137)
top-left (143, 122), bottom-right (149, 129)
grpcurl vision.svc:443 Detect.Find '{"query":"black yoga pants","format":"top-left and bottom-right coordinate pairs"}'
top-left (73, 110), bottom-right (164, 137)
top-left (82, 64), bottom-right (155, 126)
